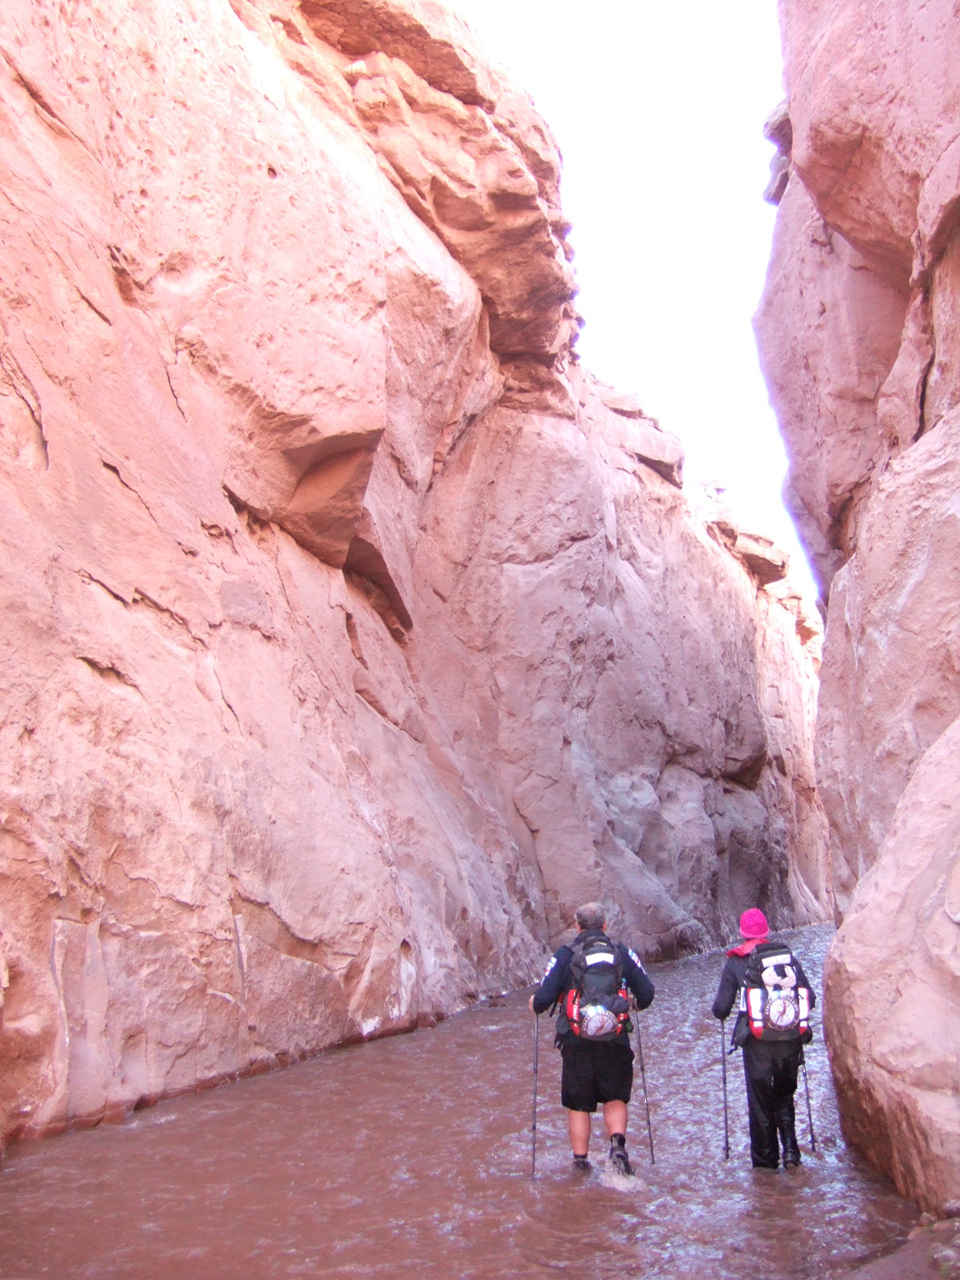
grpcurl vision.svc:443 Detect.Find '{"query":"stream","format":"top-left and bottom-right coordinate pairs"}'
top-left (0, 924), bottom-right (917, 1279)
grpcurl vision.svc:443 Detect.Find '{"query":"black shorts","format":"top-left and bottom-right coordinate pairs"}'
top-left (559, 1038), bottom-right (634, 1112)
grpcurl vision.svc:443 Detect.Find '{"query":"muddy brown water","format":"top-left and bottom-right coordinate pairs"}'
top-left (0, 925), bottom-right (916, 1279)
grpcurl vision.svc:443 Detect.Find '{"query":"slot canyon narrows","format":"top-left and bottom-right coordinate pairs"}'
top-left (0, 0), bottom-right (957, 1276)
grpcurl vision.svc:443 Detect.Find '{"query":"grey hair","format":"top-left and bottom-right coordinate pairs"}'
top-left (575, 902), bottom-right (607, 931)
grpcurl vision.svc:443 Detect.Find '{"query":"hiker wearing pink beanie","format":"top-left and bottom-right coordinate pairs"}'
top-left (711, 908), bottom-right (816, 1171)
top-left (738, 908), bottom-right (769, 940)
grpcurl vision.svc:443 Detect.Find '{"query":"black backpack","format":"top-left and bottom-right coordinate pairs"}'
top-left (741, 941), bottom-right (812, 1042)
top-left (562, 932), bottom-right (631, 1041)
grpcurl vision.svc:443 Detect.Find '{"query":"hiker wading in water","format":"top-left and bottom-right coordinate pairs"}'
top-left (529, 902), bottom-right (654, 1175)
top-left (712, 908), bottom-right (815, 1171)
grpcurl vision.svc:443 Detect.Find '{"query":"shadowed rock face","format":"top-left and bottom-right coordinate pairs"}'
top-left (756, 0), bottom-right (960, 1215)
top-left (0, 0), bottom-right (825, 1143)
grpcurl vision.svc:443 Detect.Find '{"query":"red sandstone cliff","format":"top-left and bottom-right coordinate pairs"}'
top-left (756, 0), bottom-right (960, 1215)
top-left (0, 0), bottom-right (825, 1145)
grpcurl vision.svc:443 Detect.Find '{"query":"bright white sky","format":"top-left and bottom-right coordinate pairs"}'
top-left (450, 1), bottom-right (816, 597)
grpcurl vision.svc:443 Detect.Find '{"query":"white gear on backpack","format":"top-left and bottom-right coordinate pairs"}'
top-left (578, 1004), bottom-right (620, 1039)
top-left (742, 946), bottom-right (811, 1040)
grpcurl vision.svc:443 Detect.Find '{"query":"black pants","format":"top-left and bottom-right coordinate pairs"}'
top-left (741, 1040), bottom-right (801, 1168)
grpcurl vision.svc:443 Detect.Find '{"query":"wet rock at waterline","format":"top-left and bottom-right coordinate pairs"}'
top-left (0, 0), bottom-right (826, 1144)
top-left (755, 0), bottom-right (960, 1215)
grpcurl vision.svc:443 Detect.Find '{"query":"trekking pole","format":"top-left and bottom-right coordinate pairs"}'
top-left (634, 1019), bottom-right (656, 1164)
top-left (800, 1042), bottom-right (817, 1152)
top-left (531, 1010), bottom-right (539, 1177)
top-left (720, 1018), bottom-right (730, 1160)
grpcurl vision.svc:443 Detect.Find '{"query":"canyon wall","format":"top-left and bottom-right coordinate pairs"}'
top-left (756, 0), bottom-right (960, 1214)
top-left (0, 0), bottom-right (825, 1145)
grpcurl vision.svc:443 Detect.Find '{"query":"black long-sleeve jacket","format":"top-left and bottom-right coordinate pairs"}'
top-left (532, 930), bottom-right (654, 1044)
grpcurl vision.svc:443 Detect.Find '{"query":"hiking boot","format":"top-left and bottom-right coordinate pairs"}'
top-left (608, 1136), bottom-right (633, 1177)
top-left (777, 1107), bottom-right (801, 1171)
top-left (572, 1155), bottom-right (591, 1173)
top-left (780, 1131), bottom-right (802, 1171)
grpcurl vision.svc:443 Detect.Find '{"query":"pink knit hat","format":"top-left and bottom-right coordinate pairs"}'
top-left (739, 908), bottom-right (769, 939)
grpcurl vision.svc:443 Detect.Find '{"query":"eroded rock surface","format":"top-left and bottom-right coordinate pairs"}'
top-left (0, 0), bottom-right (825, 1144)
top-left (756, 0), bottom-right (960, 1214)
top-left (826, 719), bottom-right (960, 1217)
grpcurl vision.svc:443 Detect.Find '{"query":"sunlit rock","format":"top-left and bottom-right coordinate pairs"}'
top-left (755, 180), bottom-right (908, 599)
top-left (0, 0), bottom-right (826, 1144)
top-left (758, 0), bottom-right (960, 1213)
top-left (824, 716), bottom-right (960, 1215)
